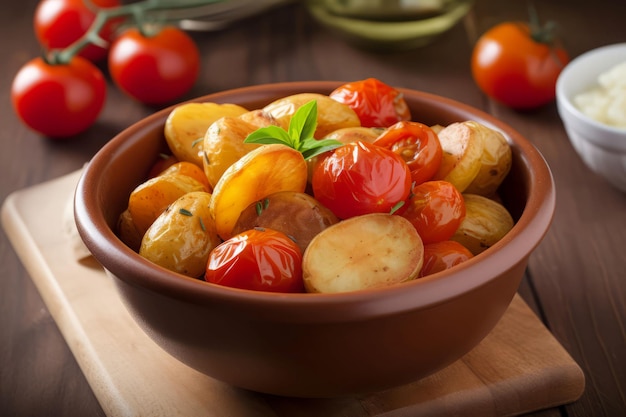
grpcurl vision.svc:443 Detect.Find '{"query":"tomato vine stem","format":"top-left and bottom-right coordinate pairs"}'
top-left (48, 0), bottom-right (225, 65)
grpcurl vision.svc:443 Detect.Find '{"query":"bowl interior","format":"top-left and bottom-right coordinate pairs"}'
top-left (75, 81), bottom-right (555, 319)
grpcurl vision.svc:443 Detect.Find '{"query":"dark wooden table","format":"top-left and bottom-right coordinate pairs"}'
top-left (2, 1), bottom-right (625, 416)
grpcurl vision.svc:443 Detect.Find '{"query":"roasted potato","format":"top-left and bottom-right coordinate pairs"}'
top-left (451, 193), bottom-right (514, 255)
top-left (202, 109), bottom-right (277, 189)
top-left (463, 122), bottom-right (512, 197)
top-left (140, 191), bottom-right (220, 277)
top-left (263, 93), bottom-right (361, 139)
top-left (232, 191), bottom-right (339, 253)
top-left (164, 102), bottom-right (248, 166)
top-left (303, 213), bottom-right (424, 293)
top-left (209, 144), bottom-right (308, 241)
top-left (159, 161), bottom-right (211, 192)
top-left (117, 209), bottom-right (143, 252)
top-left (433, 121), bottom-right (485, 192)
top-left (128, 173), bottom-right (208, 235)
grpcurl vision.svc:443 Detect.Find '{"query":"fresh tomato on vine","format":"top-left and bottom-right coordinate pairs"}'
top-left (312, 141), bottom-right (412, 220)
top-left (400, 180), bottom-right (465, 245)
top-left (34, 0), bottom-right (121, 62)
top-left (374, 121), bottom-right (443, 186)
top-left (419, 240), bottom-right (474, 278)
top-left (205, 228), bottom-right (304, 293)
top-left (329, 78), bottom-right (411, 127)
top-left (11, 56), bottom-right (106, 138)
top-left (471, 18), bottom-right (570, 110)
top-left (108, 26), bottom-right (201, 105)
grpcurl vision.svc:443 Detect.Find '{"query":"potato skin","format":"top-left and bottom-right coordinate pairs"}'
top-left (202, 109), bottom-right (276, 189)
top-left (463, 122), bottom-right (512, 197)
top-left (263, 93), bottom-right (361, 138)
top-left (164, 102), bottom-right (248, 167)
top-left (303, 213), bottom-right (424, 293)
top-left (128, 173), bottom-right (208, 235)
top-left (451, 193), bottom-right (514, 255)
top-left (232, 191), bottom-right (339, 253)
top-left (139, 191), bottom-right (220, 277)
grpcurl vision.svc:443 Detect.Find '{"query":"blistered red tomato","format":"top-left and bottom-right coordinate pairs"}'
top-left (419, 240), bottom-right (474, 277)
top-left (34, 0), bottom-right (121, 62)
top-left (108, 26), bottom-right (200, 105)
top-left (374, 121), bottom-right (443, 186)
top-left (11, 56), bottom-right (106, 138)
top-left (205, 228), bottom-right (304, 293)
top-left (329, 78), bottom-right (411, 128)
top-left (401, 180), bottom-right (465, 244)
top-left (312, 141), bottom-right (412, 220)
top-left (471, 21), bottom-right (569, 110)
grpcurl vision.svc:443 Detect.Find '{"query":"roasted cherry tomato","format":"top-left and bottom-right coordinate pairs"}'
top-left (108, 26), bottom-right (200, 105)
top-left (374, 121), bottom-right (443, 186)
top-left (205, 228), bottom-right (304, 293)
top-left (471, 21), bottom-right (570, 110)
top-left (419, 240), bottom-right (474, 277)
top-left (11, 56), bottom-right (106, 138)
top-left (400, 180), bottom-right (465, 244)
top-left (329, 78), bottom-right (411, 127)
top-left (34, 0), bottom-right (121, 62)
top-left (312, 141), bottom-right (412, 220)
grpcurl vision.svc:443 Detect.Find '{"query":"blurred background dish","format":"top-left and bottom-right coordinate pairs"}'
top-left (556, 42), bottom-right (626, 192)
top-left (306, 0), bottom-right (473, 51)
top-left (176, 0), bottom-right (293, 31)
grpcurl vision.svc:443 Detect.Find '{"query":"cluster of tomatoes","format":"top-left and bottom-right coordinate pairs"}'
top-left (11, 0), bottom-right (201, 138)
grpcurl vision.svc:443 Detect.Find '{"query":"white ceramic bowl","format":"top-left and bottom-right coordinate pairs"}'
top-left (556, 42), bottom-right (626, 192)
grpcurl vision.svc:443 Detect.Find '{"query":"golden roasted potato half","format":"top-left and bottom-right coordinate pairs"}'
top-left (117, 209), bottom-right (143, 252)
top-left (263, 93), bottom-right (361, 138)
top-left (451, 193), bottom-right (514, 255)
top-left (433, 121), bottom-right (485, 192)
top-left (140, 191), bottom-right (220, 277)
top-left (463, 122), bottom-right (512, 197)
top-left (202, 109), bottom-right (278, 189)
top-left (128, 173), bottom-right (208, 235)
top-left (303, 213), bottom-right (424, 293)
top-left (209, 144), bottom-right (308, 241)
top-left (164, 102), bottom-right (248, 166)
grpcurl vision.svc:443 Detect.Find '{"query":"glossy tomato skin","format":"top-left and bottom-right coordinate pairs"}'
top-left (205, 228), bottom-right (304, 293)
top-left (471, 22), bottom-right (569, 110)
top-left (419, 240), bottom-right (474, 278)
top-left (329, 78), bottom-right (411, 127)
top-left (401, 180), bottom-right (465, 245)
top-left (312, 141), bottom-right (412, 220)
top-left (108, 26), bottom-right (200, 105)
top-left (34, 0), bottom-right (121, 62)
top-left (11, 56), bottom-right (106, 138)
top-left (374, 121), bottom-right (443, 186)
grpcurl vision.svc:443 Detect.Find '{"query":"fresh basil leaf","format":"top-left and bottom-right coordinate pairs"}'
top-left (288, 100), bottom-right (318, 144)
top-left (245, 126), bottom-right (293, 145)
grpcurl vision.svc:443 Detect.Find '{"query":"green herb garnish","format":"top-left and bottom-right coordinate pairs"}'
top-left (244, 100), bottom-right (342, 160)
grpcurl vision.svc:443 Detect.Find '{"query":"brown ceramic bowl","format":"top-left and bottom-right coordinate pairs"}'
top-left (74, 81), bottom-right (555, 398)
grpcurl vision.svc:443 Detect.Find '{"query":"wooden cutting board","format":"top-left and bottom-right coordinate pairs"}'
top-left (2, 170), bottom-right (585, 417)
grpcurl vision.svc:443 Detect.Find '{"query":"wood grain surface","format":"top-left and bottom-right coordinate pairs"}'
top-left (1, 1), bottom-right (625, 416)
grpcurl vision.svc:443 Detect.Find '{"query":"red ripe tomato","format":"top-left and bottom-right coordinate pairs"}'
top-left (34, 0), bottom-right (121, 62)
top-left (108, 26), bottom-right (200, 105)
top-left (471, 21), bottom-right (569, 110)
top-left (374, 121), bottom-right (443, 186)
top-left (312, 141), bottom-right (412, 220)
top-left (401, 180), bottom-right (465, 244)
top-left (419, 240), bottom-right (474, 278)
top-left (329, 78), bottom-right (411, 127)
top-left (11, 56), bottom-right (106, 138)
top-left (205, 228), bottom-right (304, 293)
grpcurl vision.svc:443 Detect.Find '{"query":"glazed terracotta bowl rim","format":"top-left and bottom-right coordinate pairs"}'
top-left (75, 81), bottom-right (555, 322)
